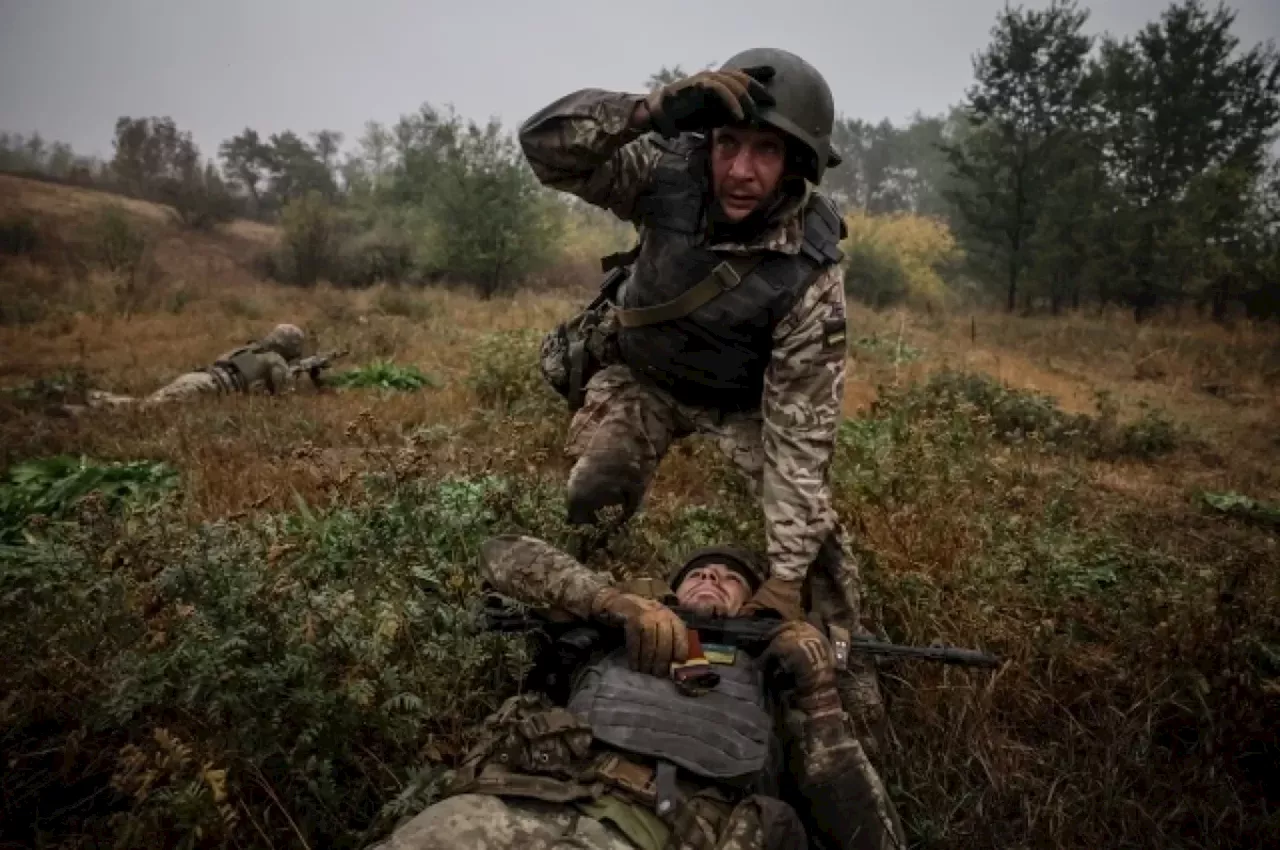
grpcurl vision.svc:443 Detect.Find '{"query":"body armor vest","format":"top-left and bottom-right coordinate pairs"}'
top-left (213, 344), bottom-right (272, 392)
top-left (567, 647), bottom-right (782, 793)
top-left (616, 135), bottom-right (846, 411)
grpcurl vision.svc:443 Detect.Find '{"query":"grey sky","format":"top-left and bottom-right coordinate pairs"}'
top-left (1, 0), bottom-right (1277, 162)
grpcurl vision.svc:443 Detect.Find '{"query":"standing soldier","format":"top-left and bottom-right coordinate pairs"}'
top-left (521, 51), bottom-right (887, 745)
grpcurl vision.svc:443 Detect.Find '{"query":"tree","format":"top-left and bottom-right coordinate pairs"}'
top-left (219, 128), bottom-right (271, 211)
top-left (265, 131), bottom-right (335, 204)
top-left (1096, 0), bottom-right (1280, 318)
top-left (944, 0), bottom-right (1094, 311)
top-left (427, 119), bottom-right (561, 297)
top-left (111, 116), bottom-right (201, 198)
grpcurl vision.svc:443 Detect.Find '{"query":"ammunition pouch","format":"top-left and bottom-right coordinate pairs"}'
top-left (539, 252), bottom-right (635, 411)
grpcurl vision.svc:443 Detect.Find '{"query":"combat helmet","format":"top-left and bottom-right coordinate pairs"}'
top-left (720, 48), bottom-right (841, 184)
top-left (258, 324), bottom-right (305, 361)
top-left (668, 545), bottom-right (767, 594)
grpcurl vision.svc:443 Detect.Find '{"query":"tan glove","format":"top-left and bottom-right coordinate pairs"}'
top-left (740, 576), bottom-right (805, 622)
top-left (761, 620), bottom-right (842, 715)
top-left (591, 588), bottom-right (689, 677)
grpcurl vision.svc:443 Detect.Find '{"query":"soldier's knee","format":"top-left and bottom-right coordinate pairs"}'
top-left (566, 458), bottom-right (646, 527)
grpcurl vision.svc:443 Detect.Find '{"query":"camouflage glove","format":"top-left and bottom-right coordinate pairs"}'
top-left (762, 621), bottom-right (842, 715)
top-left (740, 576), bottom-right (805, 621)
top-left (644, 66), bottom-right (776, 138)
top-left (591, 587), bottom-right (690, 677)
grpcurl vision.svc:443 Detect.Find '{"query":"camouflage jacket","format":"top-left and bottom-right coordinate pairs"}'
top-left (519, 90), bottom-right (847, 583)
top-left (478, 535), bottom-right (900, 850)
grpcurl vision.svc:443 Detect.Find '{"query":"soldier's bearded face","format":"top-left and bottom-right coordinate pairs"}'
top-left (675, 563), bottom-right (752, 616)
top-left (710, 126), bottom-right (787, 222)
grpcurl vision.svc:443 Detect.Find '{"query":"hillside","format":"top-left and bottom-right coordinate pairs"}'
top-left (1, 176), bottom-right (1278, 849)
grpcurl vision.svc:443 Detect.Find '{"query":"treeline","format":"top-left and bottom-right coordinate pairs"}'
top-left (3, 0), bottom-right (1277, 316)
top-left (943, 0), bottom-right (1280, 319)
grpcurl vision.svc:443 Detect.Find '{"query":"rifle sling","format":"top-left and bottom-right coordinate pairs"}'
top-left (613, 256), bottom-right (764, 329)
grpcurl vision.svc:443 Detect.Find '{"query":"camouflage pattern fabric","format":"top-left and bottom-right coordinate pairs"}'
top-left (521, 87), bottom-right (888, 779)
top-left (142, 350), bottom-right (292, 405)
top-left (520, 88), bottom-right (845, 588)
top-left (478, 535), bottom-right (905, 850)
top-left (372, 794), bottom-right (636, 850)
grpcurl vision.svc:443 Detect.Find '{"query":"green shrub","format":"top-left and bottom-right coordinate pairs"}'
top-left (0, 455), bottom-right (178, 544)
top-left (84, 205), bottom-right (148, 274)
top-left (844, 237), bottom-right (911, 307)
top-left (343, 226), bottom-right (416, 287)
top-left (1200, 491), bottom-right (1280, 529)
top-left (466, 329), bottom-right (555, 413)
top-left (0, 472), bottom-right (573, 848)
top-left (330, 360), bottom-right (438, 391)
top-left (277, 191), bottom-right (344, 286)
top-left (875, 370), bottom-right (1181, 460)
top-left (0, 214), bottom-right (40, 255)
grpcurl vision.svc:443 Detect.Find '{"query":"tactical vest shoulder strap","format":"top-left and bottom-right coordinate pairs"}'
top-left (614, 255), bottom-right (764, 328)
top-left (799, 193), bottom-right (846, 266)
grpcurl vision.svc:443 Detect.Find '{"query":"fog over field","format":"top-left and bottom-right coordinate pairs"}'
top-left (2, 0), bottom-right (1276, 158)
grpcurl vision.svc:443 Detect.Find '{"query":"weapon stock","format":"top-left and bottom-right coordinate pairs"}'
top-left (482, 605), bottom-right (1002, 669)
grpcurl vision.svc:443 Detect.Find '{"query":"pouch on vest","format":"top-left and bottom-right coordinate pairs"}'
top-left (539, 255), bottom-right (632, 411)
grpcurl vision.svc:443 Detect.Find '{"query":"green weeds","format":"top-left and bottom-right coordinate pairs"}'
top-left (329, 360), bottom-right (439, 391)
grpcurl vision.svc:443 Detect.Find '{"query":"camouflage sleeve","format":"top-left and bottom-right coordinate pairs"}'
top-left (518, 89), bottom-right (661, 222)
top-left (478, 535), bottom-right (610, 619)
top-left (759, 265), bottom-right (848, 582)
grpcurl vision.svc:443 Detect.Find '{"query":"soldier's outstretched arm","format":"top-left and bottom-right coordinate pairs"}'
top-left (479, 535), bottom-right (611, 620)
top-left (518, 90), bottom-right (661, 222)
top-left (758, 265), bottom-right (848, 584)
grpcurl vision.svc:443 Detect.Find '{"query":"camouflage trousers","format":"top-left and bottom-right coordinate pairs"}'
top-left (145, 367), bottom-right (237, 404)
top-left (372, 794), bottom-right (635, 850)
top-left (564, 364), bottom-right (889, 757)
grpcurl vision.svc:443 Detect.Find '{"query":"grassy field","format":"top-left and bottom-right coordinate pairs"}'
top-left (1, 175), bottom-right (1278, 849)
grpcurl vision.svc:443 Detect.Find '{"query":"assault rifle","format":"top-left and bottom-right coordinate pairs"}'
top-left (291, 349), bottom-right (349, 385)
top-left (482, 602), bottom-right (1002, 669)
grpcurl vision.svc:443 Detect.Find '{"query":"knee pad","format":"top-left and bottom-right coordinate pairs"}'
top-left (566, 460), bottom-right (646, 527)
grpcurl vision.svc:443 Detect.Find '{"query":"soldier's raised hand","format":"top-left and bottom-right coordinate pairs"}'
top-left (644, 66), bottom-right (776, 138)
top-left (591, 587), bottom-right (689, 677)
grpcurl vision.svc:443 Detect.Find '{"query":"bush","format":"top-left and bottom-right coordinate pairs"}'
top-left (342, 225), bottom-right (416, 287)
top-left (159, 173), bottom-right (238, 231)
top-left (0, 455), bottom-right (178, 544)
top-left (428, 122), bottom-right (562, 297)
top-left (874, 370), bottom-right (1182, 460)
top-left (277, 191), bottom-right (344, 286)
top-left (329, 360), bottom-right (438, 391)
top-left (466, 329), bottom-right (554, 413)
top-left (841, 212), bottom-right (962, 309)
top-left (0, 214), bottom-right (40, 256)
top-left (84, 205), bottom-right (148, 274)
top-left (0, 472), bottom-right (555, 848)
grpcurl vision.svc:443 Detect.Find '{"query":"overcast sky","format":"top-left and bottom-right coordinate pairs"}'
top-left (1, 0), bottom-right (1277, 161)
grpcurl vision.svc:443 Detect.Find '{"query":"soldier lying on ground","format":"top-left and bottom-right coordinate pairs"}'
top-left (373, 536), bottom-right (905, 850)
top-left (73, 324), bottom-right (340, 410)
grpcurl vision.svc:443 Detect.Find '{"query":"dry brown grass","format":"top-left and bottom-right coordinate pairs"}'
top-left (2, 176), bottom-right (1279, 848)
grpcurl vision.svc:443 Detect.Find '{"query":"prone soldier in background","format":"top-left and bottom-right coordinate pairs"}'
top-left (79, 323), bottom-right (344, 409)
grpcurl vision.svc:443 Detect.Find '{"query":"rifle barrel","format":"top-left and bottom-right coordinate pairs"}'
top-left (481, 611), bottom-right (1001, 668)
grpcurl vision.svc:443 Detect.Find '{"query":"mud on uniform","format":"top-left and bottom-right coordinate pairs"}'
top-left (373, 536), bottom-right (903, 850)
top-left (520, 91), bottom-right (887, 745)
